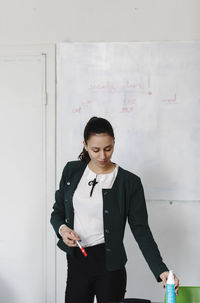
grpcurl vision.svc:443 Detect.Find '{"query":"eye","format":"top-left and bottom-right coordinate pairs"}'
top-left (92, 147), bottom-right (112, 153)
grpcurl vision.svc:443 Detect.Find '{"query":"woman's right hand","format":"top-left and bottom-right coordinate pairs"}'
top-left (60, 225), bottom-right (80, 247)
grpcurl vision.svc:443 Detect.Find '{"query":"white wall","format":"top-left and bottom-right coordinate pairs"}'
top-left (0, 45), bottom-right (56, 303)
top-left (0, 0), bottom-right (200, 43)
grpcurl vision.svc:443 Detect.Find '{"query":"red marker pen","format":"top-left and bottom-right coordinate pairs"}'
top-left (71, 232), bottom-right (87, 257)
top-left (76, 239), bottom-right (87, 257)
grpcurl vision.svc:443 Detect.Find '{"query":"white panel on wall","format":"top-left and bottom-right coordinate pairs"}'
top-left (57, 42), bottom-right (200, 201)
top-left (56, 42), bottom-right (200, 302)
top-left (0, 54), bottom-right (47, 303)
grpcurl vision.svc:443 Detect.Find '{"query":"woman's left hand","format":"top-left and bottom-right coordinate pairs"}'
top-left (160, 271), bottom-right (179, 295)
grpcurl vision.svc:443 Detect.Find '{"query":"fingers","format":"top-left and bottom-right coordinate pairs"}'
top-left (162, 278), bottom-right (167, 289)
top-left (70, 231), bottom-right (80, 241)
top-left (160, 271), bottom-right (168, 289)
top-left (161, 276), bottom-right (167, 288)
top-left (174, 274), bottom-right (179, 296)
top-left (62, 229), bottom-right (80, 247)
top-left (163, 280), bottom-right (167, 289)
top-left (64, 237), bottom-right (77, 247)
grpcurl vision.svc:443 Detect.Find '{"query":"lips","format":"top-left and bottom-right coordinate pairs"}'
top-left (98, 161), bottom-right (106, 165)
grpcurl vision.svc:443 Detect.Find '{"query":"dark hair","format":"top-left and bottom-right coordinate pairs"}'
top-left (78, 116), bottom-right (115, 162)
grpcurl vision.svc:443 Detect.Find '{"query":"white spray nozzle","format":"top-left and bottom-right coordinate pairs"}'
top-left (167, 270), bottom-right (175, 284)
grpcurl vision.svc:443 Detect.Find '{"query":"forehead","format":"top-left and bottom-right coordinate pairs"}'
top-left (87, 133), bottom-right (114, 146)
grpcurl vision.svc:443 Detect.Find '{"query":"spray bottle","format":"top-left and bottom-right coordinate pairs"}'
top-left (166, 270), bottom-right (176, 303)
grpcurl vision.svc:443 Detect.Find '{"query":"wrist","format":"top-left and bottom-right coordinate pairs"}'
top-left (59, 224), bottom-right (69, 236)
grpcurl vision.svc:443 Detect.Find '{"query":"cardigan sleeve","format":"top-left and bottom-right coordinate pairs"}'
top-left (128, 177), bottom-right (169, 282)
top-left (50, 162), bottom-right (70, 239)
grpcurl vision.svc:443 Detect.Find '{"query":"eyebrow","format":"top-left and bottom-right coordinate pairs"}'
top-left (91, 145), bottom-right (113, 149)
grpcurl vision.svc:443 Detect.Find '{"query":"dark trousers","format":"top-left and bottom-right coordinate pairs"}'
top-left (65, 243), bottom-right (127, 303)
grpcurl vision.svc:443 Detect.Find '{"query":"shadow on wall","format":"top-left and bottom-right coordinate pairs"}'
top-left (0, 276), bottom-right (15, 303)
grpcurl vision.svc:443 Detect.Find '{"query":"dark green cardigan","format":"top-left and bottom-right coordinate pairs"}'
top-left (50, 160), bottom-right (168, 281)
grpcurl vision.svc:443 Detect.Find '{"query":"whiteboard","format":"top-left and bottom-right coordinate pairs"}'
top-left (57, 42), bottom-right (200, 201)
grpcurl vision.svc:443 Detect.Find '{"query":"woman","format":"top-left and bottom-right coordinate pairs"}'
top-left (50, 116), bottom-right (179, 303)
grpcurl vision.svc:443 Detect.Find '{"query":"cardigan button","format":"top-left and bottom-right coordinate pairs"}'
top-left (106, 248), bottom-right (111, 252)
top-left (105, 229), bottom-right (110, 233)
top-left (103, 191), bottom-right (108, 195)
top-left (66, 181), bottom-right (70, 185)
top-left (104, 210), bottom-right (109, 214)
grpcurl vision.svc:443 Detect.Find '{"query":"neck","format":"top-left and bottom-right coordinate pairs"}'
top-left (88, 161), bottom-right (116, 174)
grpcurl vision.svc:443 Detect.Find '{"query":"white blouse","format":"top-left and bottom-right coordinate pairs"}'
top-left (73, 163), bottom-right (119, 247)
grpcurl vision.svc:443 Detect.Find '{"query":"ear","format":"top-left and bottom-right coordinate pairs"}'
top-left (83, 140), bottom-right (88, 151)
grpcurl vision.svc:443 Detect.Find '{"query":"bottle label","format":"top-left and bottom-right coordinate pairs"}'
top-left (166, 284), bottom-right (176, 303)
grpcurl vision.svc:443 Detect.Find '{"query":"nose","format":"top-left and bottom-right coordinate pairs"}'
top-left (99, 150), bottom-right (106, 160)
